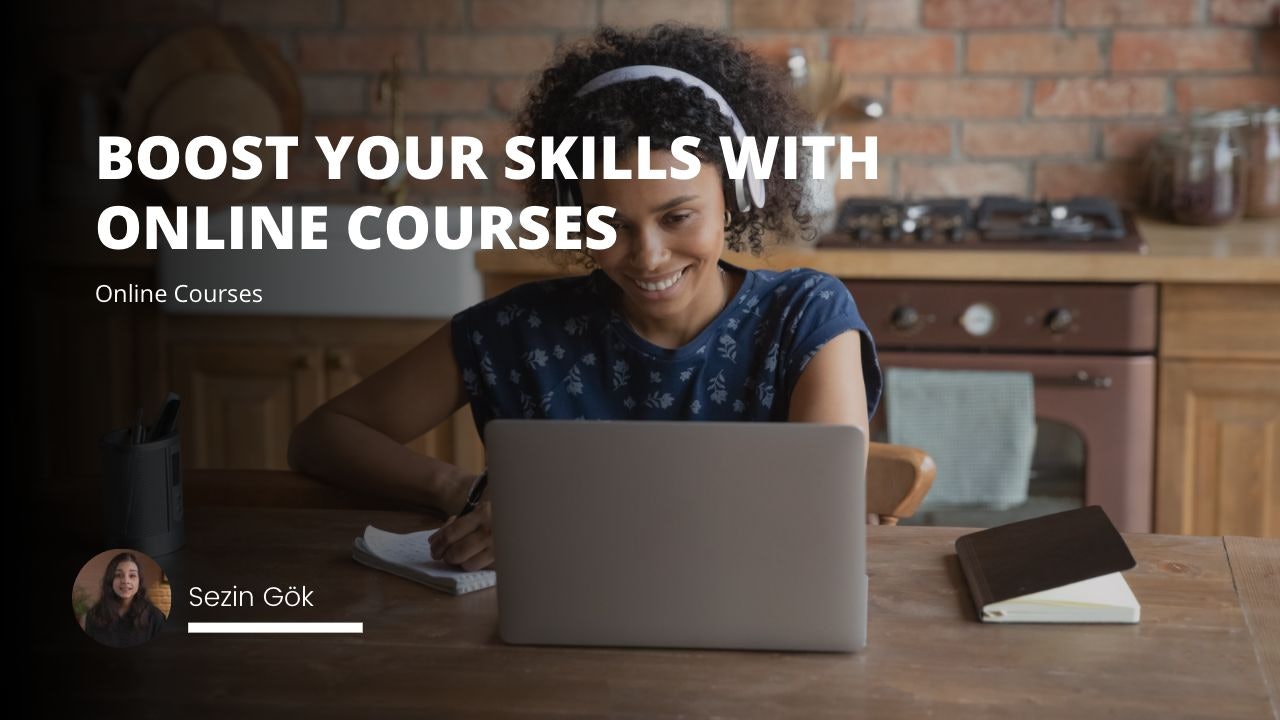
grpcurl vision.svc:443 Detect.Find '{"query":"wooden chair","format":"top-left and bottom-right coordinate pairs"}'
top-left (867, 442), bottom-right (936, 525)
top-left (185, 442), bottom-right (936, 524)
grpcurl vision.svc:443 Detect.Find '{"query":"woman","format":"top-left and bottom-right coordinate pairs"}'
top-left (82, 552), bottom-right (166, 648)
top-left (288, 25), bottom-right (882, 572)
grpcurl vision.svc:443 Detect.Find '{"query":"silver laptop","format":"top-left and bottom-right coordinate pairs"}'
top-left (486, 419), bottom-right (868, 652)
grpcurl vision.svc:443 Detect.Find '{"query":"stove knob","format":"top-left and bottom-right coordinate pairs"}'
top-left (855, 226), bottom-right (874, 242)
top-left (890, 305), bottom-right (921, 332)
top-left (1045, 307), bottom-right (1074, 334)
top-left (917, 225), bottom-right (935, 242)
top-left (947, 226), bottom-right (966, 243)
top-left (884, 226), bottom-right (902, 242)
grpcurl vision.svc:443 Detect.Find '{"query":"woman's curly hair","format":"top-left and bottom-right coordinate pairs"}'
top-left (516, 24), bottom-right (815, 267)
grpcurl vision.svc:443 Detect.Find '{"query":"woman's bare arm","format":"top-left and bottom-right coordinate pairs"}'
top-left (287, 321), bottom-right (476, 514)
top-left (788, 330), bottom-right (874, 522)
top-left (786, 330), bottom-right (870, 435)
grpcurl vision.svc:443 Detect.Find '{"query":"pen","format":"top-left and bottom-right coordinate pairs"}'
top-left (148, 392), bottom-right (181, 442)
top-left (456, 470), bottom-right (488, 518)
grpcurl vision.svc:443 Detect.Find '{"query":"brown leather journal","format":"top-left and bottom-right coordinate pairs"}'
top-left (955, 506), bottom-right (1138, 622)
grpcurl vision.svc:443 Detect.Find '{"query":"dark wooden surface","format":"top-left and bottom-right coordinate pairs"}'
top-left (34, 503), bottom-right (1278, 719)
top-left (1225, 535), bottom-right (1280, 715)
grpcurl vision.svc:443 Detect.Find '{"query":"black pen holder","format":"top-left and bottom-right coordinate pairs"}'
top-left (101, 428), bottom-right (185, 556)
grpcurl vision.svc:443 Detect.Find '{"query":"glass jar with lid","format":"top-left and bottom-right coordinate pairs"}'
top-left (1170, 110), bottom-right (1249, 226)
top-left (1143, 129), bottom-right (1182, 219)
top-left (1245, 106), bottom-right (1279, 218)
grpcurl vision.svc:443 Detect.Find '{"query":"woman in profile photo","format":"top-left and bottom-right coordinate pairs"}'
top-left (81, 551), bottom-right (166, 648)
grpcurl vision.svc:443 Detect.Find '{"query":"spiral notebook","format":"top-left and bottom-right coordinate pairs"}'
top-left (352, 525), bottom-right (496, 596)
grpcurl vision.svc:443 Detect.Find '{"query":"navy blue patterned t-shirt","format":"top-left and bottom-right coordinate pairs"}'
top-left (450, 259), bottom-right (882, 441)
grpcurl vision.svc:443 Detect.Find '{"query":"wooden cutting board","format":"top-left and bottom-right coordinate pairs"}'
top-left (121, 26), bottom-right (302, 206)
top-left (146, 72), bottom-right (284, 206)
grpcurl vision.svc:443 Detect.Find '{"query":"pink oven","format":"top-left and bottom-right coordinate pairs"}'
top-left (825, 197), bottom-right (1157, 532)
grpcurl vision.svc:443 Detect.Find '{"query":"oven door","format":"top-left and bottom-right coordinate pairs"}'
top-left (871, 352), bottom-right (1154, 533)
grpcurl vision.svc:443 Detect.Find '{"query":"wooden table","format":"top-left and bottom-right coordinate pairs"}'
top-left (35, 505), bottom-right (1279, 719)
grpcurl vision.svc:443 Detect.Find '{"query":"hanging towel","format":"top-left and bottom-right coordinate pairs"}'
top-left (886, 368), bottom-right (1037, 510)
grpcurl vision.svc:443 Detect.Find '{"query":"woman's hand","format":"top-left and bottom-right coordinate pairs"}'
top-left (428, 501), bottom-right (494, 571)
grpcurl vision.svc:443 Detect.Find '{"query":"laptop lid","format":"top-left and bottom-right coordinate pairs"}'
top-left (487, 419), bottom-right (868, 652)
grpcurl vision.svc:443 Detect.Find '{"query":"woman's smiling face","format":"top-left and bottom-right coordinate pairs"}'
top-left (113, 560), bottom-right (139, 602)
top-left (579, 149), bottom-right (729, 345)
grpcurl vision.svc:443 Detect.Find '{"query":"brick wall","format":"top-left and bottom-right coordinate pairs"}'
top-left (40, 0), bottom-right (1280, 207)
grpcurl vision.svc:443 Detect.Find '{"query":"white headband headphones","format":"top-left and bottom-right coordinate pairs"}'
top-left (554, 64), bottom-right (768, 214)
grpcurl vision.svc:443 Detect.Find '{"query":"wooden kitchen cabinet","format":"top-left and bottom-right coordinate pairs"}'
top-left (167, 317), bottom-right (483, 473)
top-left (1156, 361), bottom-right (1280, 537)
top-left (169, 342), bottom-right (325, 470)
top-left (1156, 284), bottom-right (1280, 537)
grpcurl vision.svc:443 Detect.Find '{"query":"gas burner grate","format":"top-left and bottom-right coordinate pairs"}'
top-left (819, 195), bottom-right (1145, 252)
top-left (975, 196), bottom-right (1126, 242)
top-left (833, 197), bottom-right (973, 244)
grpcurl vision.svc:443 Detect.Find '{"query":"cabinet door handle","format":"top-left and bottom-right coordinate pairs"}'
top-left (295, 354), bottom-right (315, 370)
top-left (327, 352), bottom-right (352, 370)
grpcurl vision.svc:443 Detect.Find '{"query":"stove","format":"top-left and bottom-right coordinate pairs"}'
top-left (826, 194), bottom-right (1155, 531)
top-left (856, 278), bottom-right (1156, 533)
top-left (818, 196), bottom-right (1147, 253)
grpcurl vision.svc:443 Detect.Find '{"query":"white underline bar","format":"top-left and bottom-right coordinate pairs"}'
top-left (188, 622), bottom-right (363, 634)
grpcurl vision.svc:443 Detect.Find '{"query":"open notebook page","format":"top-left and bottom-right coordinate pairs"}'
top-left (355, 526), bottom-right (496, 594)
top-left (984, 572), bottom-right (1139, 622)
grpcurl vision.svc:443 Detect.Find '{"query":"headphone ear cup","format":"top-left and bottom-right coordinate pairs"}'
top-left (729, 175), bottom-right (766, 213)
top-left (745, 169), bottom-right (766, 210)
top-left (726, 134), bottom-right (767, 212)
top-left (733, 178), bottom-right (750, 214)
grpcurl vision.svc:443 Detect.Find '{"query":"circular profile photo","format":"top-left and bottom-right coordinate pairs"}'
top-left (72, 549), bottom-right (172, 648)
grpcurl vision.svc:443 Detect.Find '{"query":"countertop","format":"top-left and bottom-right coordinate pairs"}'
top-left (476, 216), bottom-right (1280, 284)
